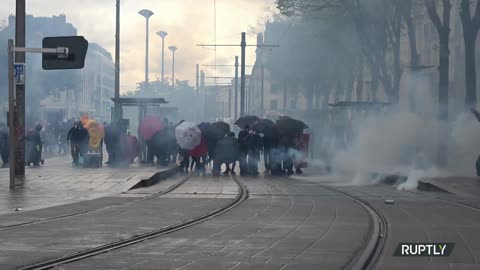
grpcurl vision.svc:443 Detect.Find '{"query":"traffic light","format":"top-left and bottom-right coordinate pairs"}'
top-left (42, 36), bottom-right (88, 70)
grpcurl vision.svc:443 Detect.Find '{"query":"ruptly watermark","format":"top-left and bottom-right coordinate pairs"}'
top-left (393, 243), bottom-right (455, 256)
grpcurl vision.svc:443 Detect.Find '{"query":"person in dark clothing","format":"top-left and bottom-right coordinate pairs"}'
top-left (29, 124), bottom-right (43, 166)
top-left (280, 134), bottom-right (295, 176)
top-left (237, 125), bottom-right (250, 175)
top-left (178, 146), bottom-right (190, 174)
top-left (104, 122), bottom-right (121, 165)
top-left (103, 122), bottom-right (113, 164)
top-left (0, 124), bottom-right (8, 168)
top-left (246, 131), bottom-right (262, 175)
top-left (225, 132), bottom-right (239, 175)
top-left (67, 122), bottom-right (82, 165)
top-left (57, 123), bottom-right (68, 156)
top-left (213, 132), bottom-right (240, 176)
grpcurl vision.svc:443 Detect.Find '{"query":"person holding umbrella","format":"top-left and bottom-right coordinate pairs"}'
top-left (238, 125), bottom-right (250, 176)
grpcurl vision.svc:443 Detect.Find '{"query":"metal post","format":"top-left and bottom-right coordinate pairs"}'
top-left (145, 18), bottom-right (149, 84)
top-left (196, 64), bottom-right (199, 92)
top-left (161, 36), bottom-right (165, 83)
top-left (171, 50), bottom-right (175, 87)
top-left (15, 0), bottom-right (26, 176)
top-left (8, 39), bottom-right (15, 188)
top-left (234, 56), bottom-right (238, 121)
top-left (240, 32), bottom-right (246, 117)
top-left (114, 0), bottom-right (121, 122)
top-left (228, 84), bottom-right (232, 118)
top-left (261, 63), bottom-right (264, 115)
top-left (201, 70), bottom-right (205, 118)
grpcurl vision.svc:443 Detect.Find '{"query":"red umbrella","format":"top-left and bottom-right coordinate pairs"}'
top-left (190, 136), bottom-right (208, 158)
top-left (139, 116), bottom-right (164, 140)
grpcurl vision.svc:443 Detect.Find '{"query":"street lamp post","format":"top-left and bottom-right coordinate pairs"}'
top-left (138, 9), bottom-right (154, 85)
top-left (156, 31), bottom-right (168, 84)
top-left (168, 46), bottom-right (177, 87)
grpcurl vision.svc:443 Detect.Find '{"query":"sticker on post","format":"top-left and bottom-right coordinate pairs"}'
top-left (14, 63), bottom-right (25, 85)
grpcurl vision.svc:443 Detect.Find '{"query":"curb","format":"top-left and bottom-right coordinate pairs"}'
top-left (417, 180), bottom-right (452, 194)
top-left (129, 166), bottom-right (180, 190)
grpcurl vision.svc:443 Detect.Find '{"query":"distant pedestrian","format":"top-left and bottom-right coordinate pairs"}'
top-left (67, 121), bottom-right (82, 165)
top-left (238, 125), bottom-right (250, 175)
top-left (0, 123), bottom-right (8, 168)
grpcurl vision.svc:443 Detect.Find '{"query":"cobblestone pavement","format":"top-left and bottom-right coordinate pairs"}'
top-left (0, 175), bottom-right (237, 269)
top-left (51, 177), bottom-right (372, 270)
top-left (0, 157), bottom-right (173, 214)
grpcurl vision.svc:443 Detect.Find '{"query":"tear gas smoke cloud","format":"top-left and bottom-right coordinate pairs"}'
top-left (307, 72), bottom-right (480, 190)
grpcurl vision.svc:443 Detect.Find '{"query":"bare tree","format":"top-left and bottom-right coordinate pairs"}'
top-left (425, 0), bottom-right (451, 120)
top-left (460, 0), bottom-right (480, 108)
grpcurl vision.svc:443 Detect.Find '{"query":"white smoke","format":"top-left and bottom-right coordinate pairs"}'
top-left (309, 72), bottom-right (480, 190)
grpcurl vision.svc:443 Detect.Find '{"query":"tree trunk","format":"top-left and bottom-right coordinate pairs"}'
top-left (401, 0), bottom-right (420, 67)
top-left (391, 0), bottom-right (402, 104)
top-left (460, 0), bottom-right (480, 108)
top-left (357, 56), bottom-right (364, 101)
top-left (438, 32), bottom-right (450, 121)
top-left (283, 80), bottom-right (288, 112)
top-left (464, 33), bottom-right (478, 108)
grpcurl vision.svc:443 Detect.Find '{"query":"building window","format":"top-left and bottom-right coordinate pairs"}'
top-left (270, 100), bottom-right (278, 110)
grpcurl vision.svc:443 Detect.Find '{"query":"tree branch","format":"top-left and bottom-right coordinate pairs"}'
top-left (425, 0), bottom-right (443, 33)
top-left (474, 0), bottom-right (480, 29)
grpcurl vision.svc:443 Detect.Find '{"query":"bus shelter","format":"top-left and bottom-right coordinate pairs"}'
top-left (112, 97), bottom-right (169, 162)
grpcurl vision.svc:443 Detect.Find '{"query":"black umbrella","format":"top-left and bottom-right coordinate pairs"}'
top-left (252, 119), bottom-right (278, 137)
top-left (235, 115), bottom-right (260, 129)
top-left (208, 121), bottom-right (231, 139)
top-left (276, 117), bottom-right (308, 135)
top-left (197, 122), bottom-right (211, 135)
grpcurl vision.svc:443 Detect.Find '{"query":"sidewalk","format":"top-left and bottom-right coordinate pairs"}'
top-left (418, 176), bottom-right (480, 197)
top-left (0, 157), bottom-right (175, 214)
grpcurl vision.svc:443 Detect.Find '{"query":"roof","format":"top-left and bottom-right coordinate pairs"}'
top-left (328, 101), bottom-right (391, 108)
top-left (112, 98), bottom-right (168, 106)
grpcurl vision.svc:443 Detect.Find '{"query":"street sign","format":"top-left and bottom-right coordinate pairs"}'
top-left (42, 36), bottom-right (88, 70)
top-left (14, 63), bottom-right (25, 85)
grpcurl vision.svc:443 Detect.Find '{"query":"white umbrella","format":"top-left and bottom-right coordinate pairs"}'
top-left (175, 121), bottom-right (202, 150)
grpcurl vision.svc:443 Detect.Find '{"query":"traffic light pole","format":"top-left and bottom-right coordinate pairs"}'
top-left (8, 40), bottom-right (15, 188)
top-left (15, 0), bottom-right (25, 177)
top-left (7, 45), bottom-right (71, 188)
top-left (114, 0), bottom-right (121, 123)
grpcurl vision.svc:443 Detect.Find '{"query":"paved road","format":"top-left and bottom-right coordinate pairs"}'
top-left (1, 172), bottom-right (479, 269)
top-left (333, 185), bottom-right (480, 270)
top-left (52, 177), bottom-right (372, 270)
top-left (0, 157), bottom-right (173, 214)
top-left (0, 175), bottom-right (237, 269)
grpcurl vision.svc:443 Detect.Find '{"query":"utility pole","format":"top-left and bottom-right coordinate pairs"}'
top-left (169, 46), bottom-right (177, 87)
top-left (114, 0), bottom-right (121, 122)
top-left (234, 56), bottom-right (239, 120)
top-left (8, 40), bottom-right (15, 188)
top-left (196, 64), bottom-right (199, 92)
top-left (240, 32), bottom-right (246, 117)
top-left (156, 31), bottom-right (168, 84)
top-left (15, 0), bottom-right (26, 177)
top-left (201, 70), bottom-right (205, 118)
top-left (261, 63), bottom-right (264, 115)
top-left (196, 33), bottom-right (279, 117)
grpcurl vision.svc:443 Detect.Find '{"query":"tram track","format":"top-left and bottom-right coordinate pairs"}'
top-left (0, 173), bottom-right (190, 231)
top-left (16, 175), bottom-right (248, 270)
